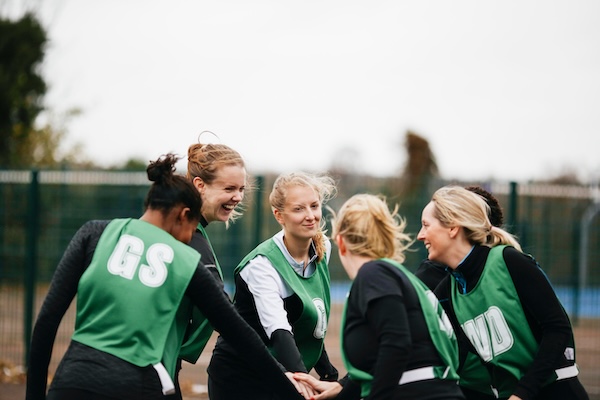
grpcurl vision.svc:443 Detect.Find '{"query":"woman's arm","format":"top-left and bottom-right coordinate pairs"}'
top-left (26, 220), bottom-right (107, 400)
top-left (238, 257), bottom-right (307, 371)
top-left (185, 263), bottom-right (304, 400)
top-left (503, 247), bottom-right (573, 400)
top-left (271, 329), bottom-right (308, 372)
top-left (364, 295), bottom-right (412, 400)
top-left (313, 347), bottom-right (339, 381)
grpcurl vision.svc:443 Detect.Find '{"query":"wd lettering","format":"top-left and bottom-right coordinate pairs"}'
top-left (461, 306), bottom-right (514, 362)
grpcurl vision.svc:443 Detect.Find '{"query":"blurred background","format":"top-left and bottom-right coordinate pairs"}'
top-left (1, 0), bottom-right (599, 398)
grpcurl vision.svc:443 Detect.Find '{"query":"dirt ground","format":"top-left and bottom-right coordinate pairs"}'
top-left (2, 307), bottom-right (599, 399)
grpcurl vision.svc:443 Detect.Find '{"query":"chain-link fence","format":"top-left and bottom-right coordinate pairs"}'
top-left (1, 170), bottom-right (599, 397)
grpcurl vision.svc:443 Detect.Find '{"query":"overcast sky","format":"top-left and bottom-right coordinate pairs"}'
top-left (7, 0), bottom-right (600, 183)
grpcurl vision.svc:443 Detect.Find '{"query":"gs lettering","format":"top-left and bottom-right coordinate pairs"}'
top-left (107, 234), bottom-right (172, 287)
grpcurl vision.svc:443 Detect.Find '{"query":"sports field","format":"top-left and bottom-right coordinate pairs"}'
top-left (1, 290), bottom-right (599, 399)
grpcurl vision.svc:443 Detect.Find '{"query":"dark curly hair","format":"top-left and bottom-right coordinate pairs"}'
top-left (465, 185), bottom-right (504, 228)
top-left (144, 153), bottom-right (202, 221)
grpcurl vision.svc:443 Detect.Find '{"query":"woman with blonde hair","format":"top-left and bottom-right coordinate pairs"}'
top-left (415, 185), bottom-right (505, 400)
top-left (418, 185), bottom-right (588, 400)
top-left (296, 193), bottom-right (463, 400)
top-left (207, 171), bottom-right (340, 400)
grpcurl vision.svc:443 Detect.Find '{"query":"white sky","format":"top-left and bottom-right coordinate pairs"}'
top-left (8, 0), bottom-right (600, 182)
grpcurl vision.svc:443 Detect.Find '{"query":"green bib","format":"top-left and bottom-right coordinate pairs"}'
top-left (459, 351), bottom-right (495, 395)
top-left (71, 218), bottom-right (200, 379)
top-left (451, 245), bottom-right (574, 398)
top-left (178, 223), bottom-right (224, 363)
top-left (341, 259), bottom-right (460, 398)
top-left (234, 238), bottom-right (330, 370)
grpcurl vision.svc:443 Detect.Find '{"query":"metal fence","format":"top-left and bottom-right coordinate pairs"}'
top-left (1, 170), bottom-right (599, 396)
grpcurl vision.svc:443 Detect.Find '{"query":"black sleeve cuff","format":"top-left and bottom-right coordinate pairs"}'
top-left (313, 348), bottom-right (339, 381)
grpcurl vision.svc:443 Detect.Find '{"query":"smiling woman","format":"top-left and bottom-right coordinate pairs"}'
top-left (417, 185), bottom-right (589, 400)
top-left (164, 140), bottom-right (250, 400)
top-left (186, 141), bottom-right (248, 226)
top-left (207, 171), bottom-right (339, 400)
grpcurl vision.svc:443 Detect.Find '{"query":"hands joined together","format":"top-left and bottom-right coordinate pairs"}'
top-left (285, 372), bottom-right (343, 400)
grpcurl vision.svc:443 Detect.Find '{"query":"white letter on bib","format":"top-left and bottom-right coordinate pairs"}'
top-left (485, 306), bottom-right (513, 357)
top-left (462, 306), bottom-right (514, 362)
top-left (312, 298), bottom-right (327, 339)
top-left (463, 315), bottom-right (492, 362)
top-left (108, 235), bottom-right (143, 280)
top-left (139, 243), bottom-right (172, 287)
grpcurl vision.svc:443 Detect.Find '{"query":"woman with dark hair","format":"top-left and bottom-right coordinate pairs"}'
top-left (25, 154), bottom-right (304, 400)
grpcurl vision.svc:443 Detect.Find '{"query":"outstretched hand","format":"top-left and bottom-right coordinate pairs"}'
top-left (286, 372), bottom-right (317, 399)
top-left (293, 372), bottom-right (343, 400)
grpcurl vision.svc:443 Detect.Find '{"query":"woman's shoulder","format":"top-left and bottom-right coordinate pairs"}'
top-left (239, 254), bottom-right (279, 278)
top-left (358, 259), bottom-right (404, 280)
top-left (499, 245), bottom-right (537, 266)
top-left (76, 219), bottom-right (111, 239)
top-left (83, 219), bottom-right (111, 229)
top-left (500, 245), bottom-right (545, 278)
top-left (188, 230), bottom-right (213, 256)
top-left (353, 260), bottom-right (413, 300)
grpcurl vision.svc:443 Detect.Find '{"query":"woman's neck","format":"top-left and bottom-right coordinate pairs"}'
top-left (140, 209), bottom-right (168, 231)
top-left (283, 234), bottom-right (311, 264)
top-left (446, 242), bottom-right (475, 270)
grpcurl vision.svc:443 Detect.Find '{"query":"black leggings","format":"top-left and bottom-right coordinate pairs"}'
top-left (47, 388), bottom-right (119, 400)
top-left (461, 386), bottom-right (496, 400)
top-left (208, 375), bottom-right (280, 400)
top-left (497, 377), bottom-right (589, 400)
top-left (531, 377), bottom-right (589, 400)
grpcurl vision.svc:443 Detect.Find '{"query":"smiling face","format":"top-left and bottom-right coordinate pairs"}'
top-left (195, 164), bottom-right (246, 224)
top-left (417, 201), bottom-right (454, 266)
top-left (274, 185), bottom-right (321, 241)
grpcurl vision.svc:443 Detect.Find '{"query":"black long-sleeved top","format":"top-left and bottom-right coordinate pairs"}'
top-left (434, 245), bottom-right (576, 400)
top-left (188, 216), bottom-right (222, 288)
top-left (26, 220), bottom-right (303, 400)
top-left (165, 217), bottom-right (226, 400)
top-left (339, 260), bottom-right (464, 400)
top-left (415, 259), bottom-right (449, 291)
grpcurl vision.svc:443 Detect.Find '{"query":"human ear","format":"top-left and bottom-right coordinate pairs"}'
top-left (273, 208), bottom-right (285, 225)
top-left (192, 177), bottom-right (205, 191)
top-left (449, 226), bottom-right (460, 239)
top-left (179, 207), bottom-right (192, 222)
top-left (336, 234), bottom-right (347, 256)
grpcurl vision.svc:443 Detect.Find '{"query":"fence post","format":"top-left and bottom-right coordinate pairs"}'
top-left (575, 200), bottom-right (600, 323)
top-left (24, 169), bottom-right (40, 366)
top-left (253, 175), bottom-right (264, 246)
top-left (506, 181), bottom-right (519, 239)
